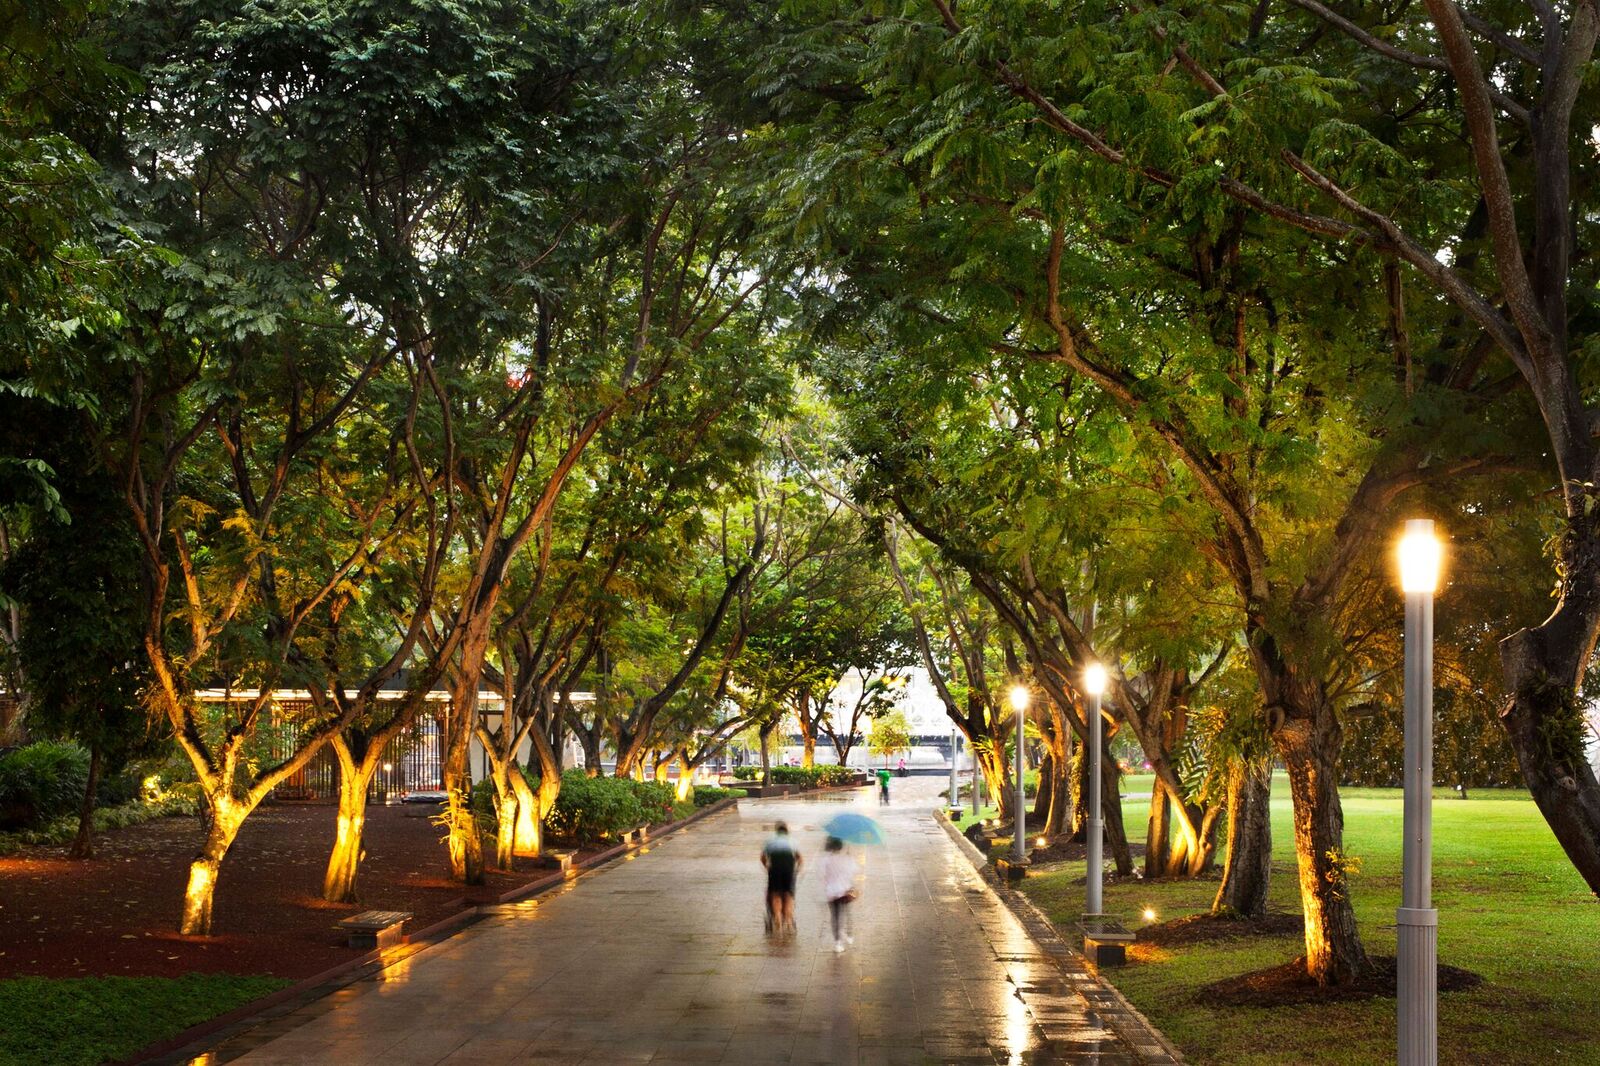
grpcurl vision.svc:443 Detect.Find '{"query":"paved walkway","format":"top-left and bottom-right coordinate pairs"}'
top-left (210, 778), bottom-right (1149, 1065)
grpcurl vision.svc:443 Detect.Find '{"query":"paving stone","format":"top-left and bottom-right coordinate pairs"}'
top-left (193, 778), bottom-right (1169, 1065)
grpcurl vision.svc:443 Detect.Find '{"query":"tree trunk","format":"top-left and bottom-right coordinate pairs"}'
top-left (444, 660), bottom-right (485, 885)
top-left (507, 769), bottom-right (542, 857)
top-left (1213, 759), bottom-right (1272, 919)
top-left (1032, 751), bottom-right (1053, 821)
top-left (579, 726), bottom-right (601, 776)
top-left (1274, 709), bottom-right (1367, 983)
top-left (180, 800), bottom-right (243, 935)
top-left (324, 746), bottom-right (371, 904)
top-left (1500, 618), bottom-right (1600, 896)
top-left (653, 755), bottom-right (671, 783)
top-left (1101, 737), bottom-right (1132, 876)
top-left (494, 792), bottom-right (518, 870)
top-left (1145, 778), bottom-right (1172, 880)
top-left (68, 743), bottom-right (103, 860)
top-left (1069, 742), bottom-right (1087, 838)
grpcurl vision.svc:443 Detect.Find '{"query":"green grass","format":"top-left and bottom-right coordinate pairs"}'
top-left (1019, 774), bottom-right (1600, 1065)
top-left (0, 974), bottom-right (289, 1066)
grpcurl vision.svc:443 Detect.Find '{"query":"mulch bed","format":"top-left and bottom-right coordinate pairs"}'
top-left (1138, 910), bottom-right (1304, 947)
top-left (0, 803), bottom-right (599, 981)
top-left (1196, 954), bottom-right (1484, 1008)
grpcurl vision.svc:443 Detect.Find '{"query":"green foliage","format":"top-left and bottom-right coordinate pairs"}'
top-left (867, 709), bottom-right (913, 764)
top-left (0, 973), bottom-right (288, 1066)
top-left (0, 741), bottom-right (89, 829)
top-left (690, 785), bottom-right (743, 806)
top-left (817, 764), bottom-right (855, 786)
top-left (546, 769), bottom-right (647, 845)
top-left (0, 791), bottom-right (198, 857)
top-left (730, 766), bottom-right (761, 781)
top-left (631, 780), bottom-right (678, 825)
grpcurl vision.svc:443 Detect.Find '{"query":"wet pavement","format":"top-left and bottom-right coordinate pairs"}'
top-left (208, 777), bottom-right (1154, 1064)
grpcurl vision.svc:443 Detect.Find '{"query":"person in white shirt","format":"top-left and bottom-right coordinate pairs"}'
top-left (819, 836), bottom-right (859, 952)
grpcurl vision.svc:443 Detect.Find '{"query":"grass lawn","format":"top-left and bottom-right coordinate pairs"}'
top-left (1018, 774), bottom-right (1600, 1065)
top-left (0, 973), bottom-right (288, 1066)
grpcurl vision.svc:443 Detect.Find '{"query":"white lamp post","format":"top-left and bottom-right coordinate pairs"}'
top-left (1398, 519), bottom-right (1441, 1066)
top-left (1083, 662), bottom-right (1109, 917)
top-left (970, 733), bottom-right (981, 817)
top-left (949, 729), bottom-right (959, 810)
top-left (1009, 684), bottom-right (1030, 861)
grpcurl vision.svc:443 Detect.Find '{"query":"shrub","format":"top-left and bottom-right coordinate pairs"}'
top-left (0, 742), bottom-right (90, 830)
top-left (691, 786), bottom-right (743, 807)
top-left (730, 766), bottom-right (760, 780)
top-left (817, 765), bottom-right (855, 786)
top-left (546, 769), bottom-right (646, 845)
top-left (630, 780), bottom-right (677, 825)
top-left (770, 766), bottom-right (829, 788)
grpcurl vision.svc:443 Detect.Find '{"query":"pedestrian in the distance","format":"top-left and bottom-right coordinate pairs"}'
top-left (876, 767), bottom-right (891, 805)
top-left (761, 821), bottom-right (801, 934)
top-left (820, 836), bottom-right (859, 953)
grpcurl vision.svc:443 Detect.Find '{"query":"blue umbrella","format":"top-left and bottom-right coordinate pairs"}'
top-left (822, 812), bottom-right (886, 846)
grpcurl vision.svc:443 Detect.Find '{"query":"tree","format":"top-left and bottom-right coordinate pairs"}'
top-left (867, 708), bottom-right (913, 768)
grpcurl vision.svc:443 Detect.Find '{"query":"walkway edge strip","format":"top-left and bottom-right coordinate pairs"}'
top-left (120, 796), bottom-right (742, 1066)
top-left (933, 813), bottom-right (1185, 1065)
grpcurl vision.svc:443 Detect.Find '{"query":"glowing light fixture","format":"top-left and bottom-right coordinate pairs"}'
top-left (1398, 519), bottom-right (1442, 593)
top-left (1143, 907), bottom-right (1157, 923)
top-left (1397, 517), bottom-right (1439, 1066)
top-left (1083, 662), bottom-right (1108, 697)
top-left (1008, 684), bottom-right (1030, 712)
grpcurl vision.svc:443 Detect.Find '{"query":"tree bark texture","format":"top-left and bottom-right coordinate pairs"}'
top-left (69, 743), bottom-right (102, 860)
top-left (180, 801), bottom-right (244, 935)
top-left (1213, 759), bottom-right (1272, 919)
top-left (1500, 610), bottom-right (1600, 897)
top-left (323, 759), bottom-right (370, 904)
top-left (1274, 711), bottom-right (1367, 983)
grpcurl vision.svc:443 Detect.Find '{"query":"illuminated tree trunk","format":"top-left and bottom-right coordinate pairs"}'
top-left (507, 769), bottom-right (542, 857)
top-left (674, 750), bottom-right (695, 802)
top-left (181, 800), bottom-right (244, 936)
top-left (1275, 709), bottom-right (1367, 983)
top-left (494, 791), bottom-right (518, 870)
top-left (653, 756), bottom-right (671, 783)
top-left (324, 748), bottom-right (371, 904)
top-left (1213, 759), bottom-right (1272, 919)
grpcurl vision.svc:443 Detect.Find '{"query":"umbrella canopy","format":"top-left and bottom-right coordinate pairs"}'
top-left (822, 812), bottom-right (886, 846)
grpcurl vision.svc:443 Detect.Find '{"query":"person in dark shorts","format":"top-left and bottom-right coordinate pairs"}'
top-left (761, 821), bottom-right (801, 933)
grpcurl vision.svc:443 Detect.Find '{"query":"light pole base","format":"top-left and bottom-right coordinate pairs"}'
top-left (1397, 906), bottom-right (1437, 1066)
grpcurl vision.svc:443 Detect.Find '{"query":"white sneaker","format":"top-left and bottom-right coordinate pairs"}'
top-left (834, 941), bottom-right (846, 953)
top-left (846, 934), bottom-right (855, 945)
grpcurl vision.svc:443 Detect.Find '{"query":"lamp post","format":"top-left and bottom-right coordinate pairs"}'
top-left (970, 734), bottom-right (981, 817)
top-left (1398, 519), bottom-right (1441, 1066)
top-left (949, 729), bottom-right (959, 810)
top-left (1083, 662), bottom-right (1108, 917)
top-left (1009, 684), bottom-right (1030, 861)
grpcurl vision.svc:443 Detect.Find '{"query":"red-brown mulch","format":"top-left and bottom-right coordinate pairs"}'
top-left (0, 803), bottom-right (594, 981)
top-left (1196, 955), bottom-right (1484, 1008)
top-left (1138, 911), bottom-right (1304, 947)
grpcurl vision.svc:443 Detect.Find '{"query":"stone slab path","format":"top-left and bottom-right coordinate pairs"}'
top-left (206, 778), bottom-right (1155, 1065)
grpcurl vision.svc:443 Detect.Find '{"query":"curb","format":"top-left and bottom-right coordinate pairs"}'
top-left (122, 797), bottom-right (741, 1065)
top-left (933, 812), bottom-right (1184, 1065)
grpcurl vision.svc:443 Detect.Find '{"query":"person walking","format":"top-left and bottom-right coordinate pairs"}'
top-left (820, 836), bottom-right (859, 952)
top-left (761, 821), bottom-right (801, 934)
top-left (876, 767), bottom-right (891, 805)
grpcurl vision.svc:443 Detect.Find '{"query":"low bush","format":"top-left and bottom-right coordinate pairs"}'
top-left (730, 766), bottom-right (760, 781)
top-left (631, 780), bottom-right (677, 825)
top-left (0, 742), bottom-right (90, 830)
top-left (546, 769), bottom-right (646, 845)
top-left (0, 792), bottom-right (198, 857)
top-left (691, 786), bottom-right (744, 806)
top-left (817, 765), bottom-right (855, 786)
